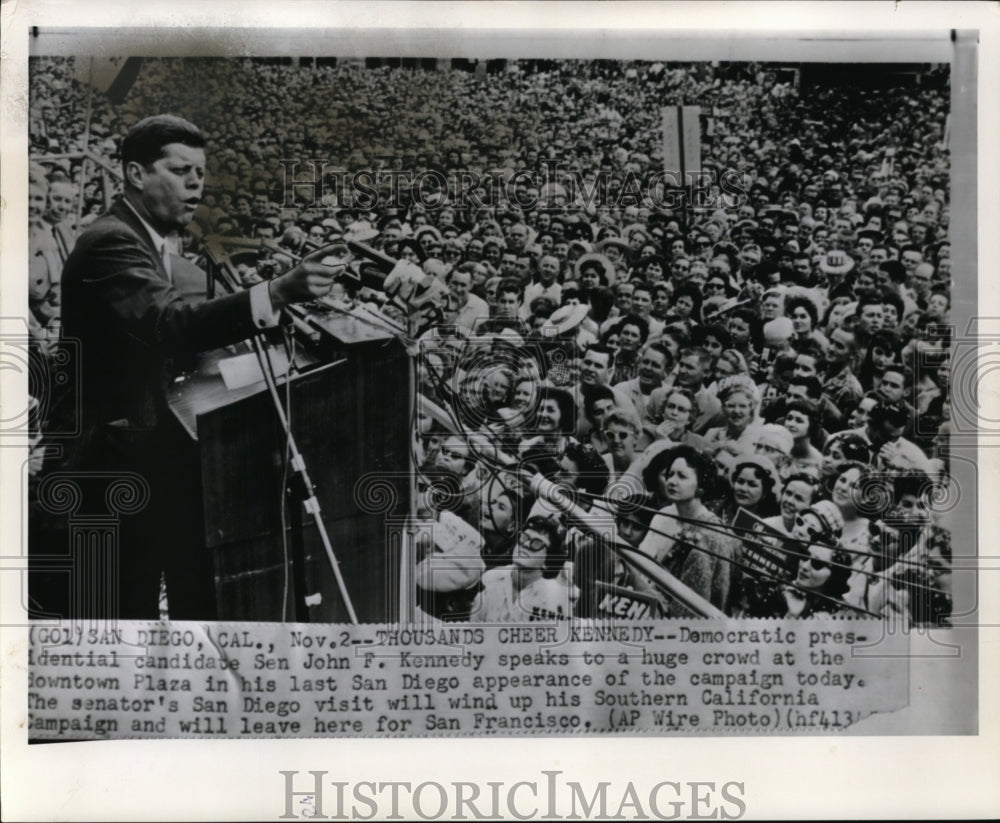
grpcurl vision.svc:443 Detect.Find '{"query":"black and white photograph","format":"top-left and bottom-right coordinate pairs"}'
top-left (3, 1), bottom-right (998, 820)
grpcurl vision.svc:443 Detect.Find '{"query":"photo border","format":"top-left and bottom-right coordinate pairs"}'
top-left (3, 1), bottom-right (999, 819)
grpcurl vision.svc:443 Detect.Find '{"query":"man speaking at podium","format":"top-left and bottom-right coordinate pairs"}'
top-left (61, 114), bottom-right (338, 620)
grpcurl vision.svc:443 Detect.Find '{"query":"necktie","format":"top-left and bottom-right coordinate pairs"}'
top-left (161, 242), bottom-right (173, 283)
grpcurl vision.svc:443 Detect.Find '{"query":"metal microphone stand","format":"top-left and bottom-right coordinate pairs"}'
top-left (204, 239), bottom-right (359, 624)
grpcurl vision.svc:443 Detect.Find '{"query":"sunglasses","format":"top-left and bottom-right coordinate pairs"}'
top-left (604, 430), bottom-right (632, 441)
top-left (794, 515), bottom-right (821, 539)
top-left (518, 534), bottom-right (550, 553)
top-left (804, 555), bottom-right (830, 571)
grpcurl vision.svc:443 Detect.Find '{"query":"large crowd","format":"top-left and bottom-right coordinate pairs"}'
top-left (28, 56), bottom-right (954, 625)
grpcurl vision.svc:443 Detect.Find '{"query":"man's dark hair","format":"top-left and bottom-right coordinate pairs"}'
top-left (643, 340), bottom-right (676, 371)
top-left (630, 280), bottom-right (653, 299)
top-left (879, 260), bottom-right (906, 285)
top-left (582, 385), bottom-right (616, 420)
top-left (880, 289), bottom-right (905, 319)
top-left (496, 276), bottom-right (524, 299)
top-left (583, 343), bottom-right (614, 365)
top-left (855, 292), bottom-right (884, 315)
top-left (788, 375), bottom-right (824, 401)
top-left (562, 441), bottom-right (611, 499)
top-left (121, 114), bottom-right (205, 180)
top-left (792, 338), bottom-right (826, 364)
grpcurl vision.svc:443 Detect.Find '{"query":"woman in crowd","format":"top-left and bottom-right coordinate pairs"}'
top-left (780, 398), bottom-right (826, 478)
top-left (858, 329), bottom-right (903, 393)
top-left (639, 445), bottom-right (738, 614)
top-left (785, 293), bottom-right (829, 351)
top-left (27, 55), bottom-right (954, 627)
top-left (829, 460), bottom-right (875, 556)
top-left (477, 476), bottom-right (529, 569)
top-left (609, 314), bottom-right (649, 385)
top-left (704, 375), bottom-right (762, 453)
top-left (763, 472), bottom-right (820, 537)
top-left (519, 385), bottom-right (577, 459)
top-left (726, 454), bottom-right (781, 523)
top-left (601, 408), bottom-right (645, 494)
top-left (646, 387), bottom-right (707, 450)
top-left (819, 431), bottom-right (871, 490)
top-left (472, 515), bottom-right (577, 622)
top-left (782, 541), bottom-right (854, 617)
top-left (710, 349), bottom-right (751, 394)
top-left (665, 282), bottom-right (703, 328)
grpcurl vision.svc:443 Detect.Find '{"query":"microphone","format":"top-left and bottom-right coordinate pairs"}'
top-left (347, 240), bottom-right (397, 273)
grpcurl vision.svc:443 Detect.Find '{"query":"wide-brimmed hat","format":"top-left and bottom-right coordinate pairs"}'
top-left (574, 252), bottom-right (616, 286)
top-left (622, 222), bottom-right (649, 243)
top-left (542, 303), bottom-right (591, 336)
top-left (595, 236), bottom-right (630, 256)
top-left (819, 249), bottom-right (856, 276)
top-left (344, 220), bottom-right (379, 243)
top-left (762, 316), bottom-right (794, 345)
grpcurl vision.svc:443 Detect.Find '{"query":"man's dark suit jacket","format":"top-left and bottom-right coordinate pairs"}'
top-left (59, 198), bottom-right (263, 618)
top-left (61, 198), bottom-right (259, 433)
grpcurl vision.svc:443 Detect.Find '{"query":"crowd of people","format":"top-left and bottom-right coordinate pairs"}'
top-left (28, 56), bottom-right (954, 625)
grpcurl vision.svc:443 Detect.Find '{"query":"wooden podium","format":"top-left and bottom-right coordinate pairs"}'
top-left (167, 312), bottom-right (410, 622)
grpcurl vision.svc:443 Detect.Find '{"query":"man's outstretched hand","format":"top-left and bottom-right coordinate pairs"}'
top-left (267, 244), bottom-right (347, 308)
